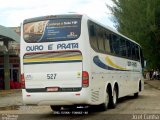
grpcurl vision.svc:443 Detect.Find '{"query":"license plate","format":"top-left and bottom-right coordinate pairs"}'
top-left (47, 87), bottom-right (59, 92)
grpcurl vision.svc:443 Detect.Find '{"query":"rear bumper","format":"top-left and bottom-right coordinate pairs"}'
top-left (22, 88), bottom-right (90, 106)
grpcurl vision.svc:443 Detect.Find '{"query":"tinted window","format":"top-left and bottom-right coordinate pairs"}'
top-left (119, 37), bottom-right (127, 57)
top-left (24, 18), bottom-right (81, 43)
top-left (110, 34), bottom-right (120, 55)
top-left (104, 32), bottom-right (111, 53)
top-left (89, 21), bottom-right (111, 53)
top-left (88, 21), bottom-right (140, 61)
top-left (131, 43), bottom-right (136, 60)
top-left (126, 41), bottom-right (132, 58)
top-left (89, 23), bottom-right (98, 51)
top-left (140, 48), bottom-right (144, 68)
top-left (135, 45), bottom-right (140, 60)
top-left (97, 26), bottom-right (105, 52)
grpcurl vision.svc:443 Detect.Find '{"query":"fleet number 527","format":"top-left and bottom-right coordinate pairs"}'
top-left (47, 74), bottom-right (57, 79)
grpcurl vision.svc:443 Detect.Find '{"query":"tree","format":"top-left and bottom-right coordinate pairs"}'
top-left (107, 0), bottom-right (160, 69)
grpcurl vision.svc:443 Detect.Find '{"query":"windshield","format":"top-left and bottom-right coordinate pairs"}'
top-left (23, 18), bottom-right (81, 43)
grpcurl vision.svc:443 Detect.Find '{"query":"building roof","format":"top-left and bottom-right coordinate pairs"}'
top-left (0, 25), bottom-right (20, 43)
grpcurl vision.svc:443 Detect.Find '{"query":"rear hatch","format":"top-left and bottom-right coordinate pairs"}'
top-left (23, 51), bottom-right (82, 92)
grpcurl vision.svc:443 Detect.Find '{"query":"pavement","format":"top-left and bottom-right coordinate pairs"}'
top-left (0, 89), bottom-right (22, 108)
top-left (144, 79), bottom-right (160, 90)
top-left (0, 89), bottom-right (21, 96)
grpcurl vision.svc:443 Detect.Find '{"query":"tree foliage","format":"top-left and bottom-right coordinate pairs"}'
top-left (107, 0), bottom-right (160, 69)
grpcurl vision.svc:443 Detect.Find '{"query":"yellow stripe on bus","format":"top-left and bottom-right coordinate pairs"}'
top-left (23, 55), bottom-right (82, 63)
top-left (105, 56), bottom-right (126, 70)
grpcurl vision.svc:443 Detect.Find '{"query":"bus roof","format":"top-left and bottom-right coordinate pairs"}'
top-left (23, 14), bottom-right (82, 24)
top-left (23, 14), bottom-right (141, 47)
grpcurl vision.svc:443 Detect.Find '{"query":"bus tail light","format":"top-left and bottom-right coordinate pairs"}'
top-left (21, 73), bottom-right (25, 89)
top-left (82, 71), bottom-right (89, 88)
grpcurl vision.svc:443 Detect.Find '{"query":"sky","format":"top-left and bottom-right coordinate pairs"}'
top-left (0, 0), bottom-right (114, 28)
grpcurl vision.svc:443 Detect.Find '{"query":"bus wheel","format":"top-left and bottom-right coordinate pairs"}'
top-left (134, 82), bottom-right (141, 98)
top-left (110, 87), bottom-right (118, 108)
top-left (50, 105), bottom-right (61, 111)
top-left (134, 92), bottom-right (139, 98)
top-left (100, 89), bottom-right (109, 111)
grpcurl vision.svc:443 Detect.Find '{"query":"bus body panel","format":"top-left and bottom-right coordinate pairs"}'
top-left (21, 14), bottom-right (144, 107)
top-left (89, 50), bottom-right (143, 99)
top-left (23, 52), bottom-right (82, 89)
top-left (22, 88), bottom-right (90, 105)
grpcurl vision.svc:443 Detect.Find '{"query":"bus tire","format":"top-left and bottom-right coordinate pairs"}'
top-left (50, 105), bottom-right (61, 111)
top-left (134, 92), bottom-right (139, 98)
top-left (134, 81), bottom-right (141, 98)
top-left (100, 89), bottom-right (110, 111)
top-left (110, 87), bottom-right (118, 108)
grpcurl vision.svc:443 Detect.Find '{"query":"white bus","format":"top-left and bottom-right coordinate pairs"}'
top-left (20, 14), bottom-right (144, 111)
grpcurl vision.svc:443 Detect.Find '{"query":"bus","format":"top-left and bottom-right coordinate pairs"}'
top-left (20, 14), bottom-right (144, 111)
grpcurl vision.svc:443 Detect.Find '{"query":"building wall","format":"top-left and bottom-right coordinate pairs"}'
top-left (0, 26), bottom-right (20, 89)
top-left (0, 55), bottom-right (20, 89)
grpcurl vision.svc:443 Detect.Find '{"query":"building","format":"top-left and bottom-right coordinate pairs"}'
top-left (0, 25), bottom-right (20, 90)
top-left (10, 27), bottom-right (21, 36)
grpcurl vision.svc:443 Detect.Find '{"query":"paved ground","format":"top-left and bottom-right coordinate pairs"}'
top-left (0, 80), bottom-right (160, 120)
top-left (144, 79), bottom-right (160, 90)
top-left (0, 89), bottom-right (22, 107)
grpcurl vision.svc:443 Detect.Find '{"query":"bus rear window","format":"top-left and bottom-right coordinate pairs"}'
top-left (23, 18), bottom-right (81, 43)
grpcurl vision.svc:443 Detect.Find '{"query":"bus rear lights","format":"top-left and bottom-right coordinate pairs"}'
top-left (82, 71), bottom-right (89, 87)
top-left (75, 93), bottom-right (80, 96)
top-left (26, 94), bottom-right (31, 97)
top-left (21, 73), bottom-right (25, 89)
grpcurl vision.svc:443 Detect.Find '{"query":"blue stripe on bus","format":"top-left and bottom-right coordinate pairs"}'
top-left (93, 56), bottom-right (129, 71)
top-left (24, 60), bottom-right (82, 65)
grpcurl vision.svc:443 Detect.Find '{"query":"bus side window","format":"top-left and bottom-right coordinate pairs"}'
top-left (89, 24), bottom-right (95, 36)
top-left (119, 37), bottom-right (127, 57)
top-left (97, 27), bottom-right (105, 52)
top-left (140, 48), bottom-right (144, 68)
top-left (104, 31), bottom-right (111, 53)
top-left (126, 41), bottom-right (132, 58)
top-left (135, 45), bottom-right (140, 61)
top-left (89, 23), bottom-right (98, 51)
top-left (110, 34), bottom-right (120, 55)
top-left (131, 43), bottom-right (136, 60)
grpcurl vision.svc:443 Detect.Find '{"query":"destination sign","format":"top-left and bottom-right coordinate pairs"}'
top-left (24, 18), bottom-right (81, 43)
